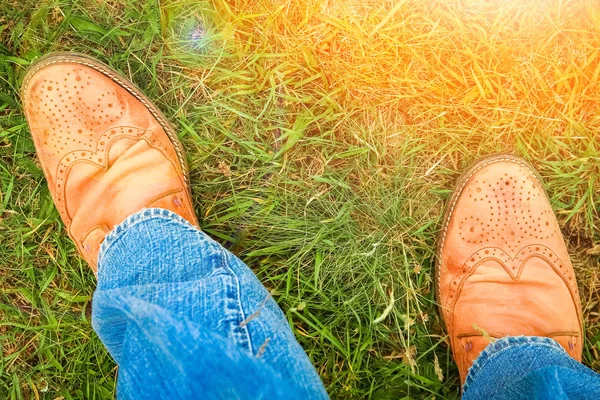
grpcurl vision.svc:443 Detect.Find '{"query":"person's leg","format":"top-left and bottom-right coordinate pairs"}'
top-left (435, 154), bottom-right (596, 395)
top-left (463, 336), bottom-right (600, 400)
top-left (21, 53), bottom-right (327, 399)
top-left (92, 208), bottom-right (328, 399)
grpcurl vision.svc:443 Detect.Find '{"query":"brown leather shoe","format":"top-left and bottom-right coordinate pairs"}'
top-left (21, 53), bottom-right (199, 272)
top-left (436, 154), bottom-right (583, 384)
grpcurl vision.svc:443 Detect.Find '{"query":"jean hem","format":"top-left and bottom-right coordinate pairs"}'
top-left (98, 208), bottom-right (196, 268)
top-left (463, 336), bottom-right (566, 391)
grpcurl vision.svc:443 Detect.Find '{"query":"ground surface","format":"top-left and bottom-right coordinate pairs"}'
top-left (0, 0), bottom-right (599, 398)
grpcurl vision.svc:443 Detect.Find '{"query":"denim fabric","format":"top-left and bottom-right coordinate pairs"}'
top-left (463, 336), bottom-right (600, 399)
top-left (91, 208), bottom-right (328, 399)
top-left (90, 208), bottom-right (600, 399)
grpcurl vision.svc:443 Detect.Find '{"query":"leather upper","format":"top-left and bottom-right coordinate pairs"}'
top-left (436, 156), bottom-right (583, 384)
top-left (22, 55), bottom-right (199, 271)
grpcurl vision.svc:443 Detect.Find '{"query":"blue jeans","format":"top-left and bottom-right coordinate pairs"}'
top-left (464, 336), bottom-right (600, 399)
top-left (92, 208), bottom-right (328, 399)
top-left (91, 208), bottom-right (600, 399)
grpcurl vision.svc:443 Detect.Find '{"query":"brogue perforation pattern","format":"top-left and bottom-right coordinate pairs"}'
top-left (21, 55), bottom-right (189, 186)
top-left (437, 157), bottom-right (557, 288)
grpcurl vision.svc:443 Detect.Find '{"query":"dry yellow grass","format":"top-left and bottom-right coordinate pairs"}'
top-left (180, 0), bottom-right (600, 143)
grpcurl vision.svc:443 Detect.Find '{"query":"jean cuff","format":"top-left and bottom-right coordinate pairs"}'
top-left (464, 336), bottom-right (566, 392)
top-left (97, 208), bottom-right (196, 277)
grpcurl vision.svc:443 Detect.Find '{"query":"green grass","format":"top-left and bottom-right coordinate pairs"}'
top-left (1, 0), bottom-right (600, 398)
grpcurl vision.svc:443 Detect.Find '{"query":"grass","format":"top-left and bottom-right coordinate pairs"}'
top-left (1, 0), bottom-right (600, 398)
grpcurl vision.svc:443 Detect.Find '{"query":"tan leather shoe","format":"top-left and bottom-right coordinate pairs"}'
top-left (21, 53), bottom-right (199, 272)
top-left (436, 154), bottom-right (583, 384)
